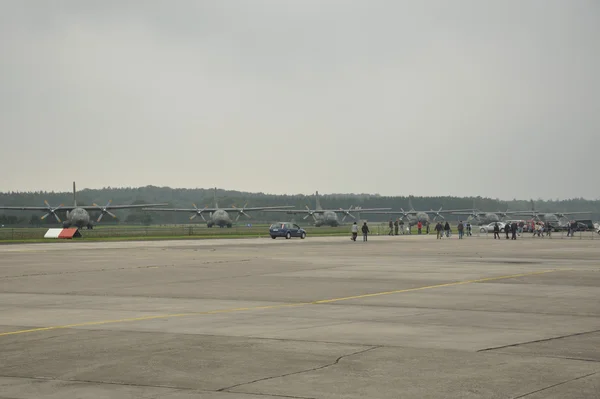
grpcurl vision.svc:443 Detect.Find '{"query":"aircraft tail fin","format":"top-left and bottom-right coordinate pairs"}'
top-left (408, 196), bottom-right (414, 211)
top-left (214, 187), bottom-right (219, 208)
top-left (315, 191), bottom-right (322, 210)
top-left (73, 181), bottom-right (77, 207)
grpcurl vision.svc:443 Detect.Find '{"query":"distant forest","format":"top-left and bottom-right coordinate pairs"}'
top-left (1, 186), bottom-right (599, 226)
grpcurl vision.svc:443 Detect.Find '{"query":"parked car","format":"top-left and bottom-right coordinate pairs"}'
top-left (269, 222), bottom-right (307, 239)
top-left (479, 222), bottom-right (506, 233)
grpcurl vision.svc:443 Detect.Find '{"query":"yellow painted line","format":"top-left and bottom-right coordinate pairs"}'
top-left (0, 269), bottom-right (564, 337)
top-left (312, 269), bottom-right (561, 304)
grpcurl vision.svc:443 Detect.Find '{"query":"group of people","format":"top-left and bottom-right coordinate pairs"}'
top-left (491, 221), bottom-right (525, 240)
top-left (351, 221), bottom-right (370, 241)
top-left (353, 220), bottom-right (475, 241)
top-left (387, 219), bottom-right (436, 235)
top-left (351, 218), bottom-right (594, 242)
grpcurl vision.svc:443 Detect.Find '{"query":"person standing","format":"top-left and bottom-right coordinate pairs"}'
top-left (362, 222), bottom-right (370, 242)
top-left (511, 221), bottom-right (518, 240)
top-left (351, 222), bottom-right (358, 241)
top-left (388, 219), bottom-right (394, 236)
top-left (457, 221), bottom-right (464, 239)
top-left (417, 221), bottom-right (423, 234)
top-left (435, 221), bottom-right (443, 239)
top-left (444, 221), bottom-right (451, 237)
top-left (466, 222), bottom-right (472, 236)
top-left (426, 222), bottom-right (430, 235)
top-left (493, 222), bottom-right (500, 239)
top-left (505, 222), bottom-right (511, 239)
top-left (399, 219), bottom-right (405, 235)
top-left (394, 219), bottom-right (399, 236)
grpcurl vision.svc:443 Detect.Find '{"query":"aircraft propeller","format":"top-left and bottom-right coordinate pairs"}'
top-left (94, 200), bottom-right (117, 222)
top-left (339, 206), bottom-right (356, 222)
top-left (398, 208), bottom-right (411, 221)
top-left (430, 206), bottom-right (445, 221)
top-left (303, 205), bottom-right (316, 220)
top-left (190, 204), bottom-right (207, 221)
top-left (40, 200), bottom-right (63, 223)
top-left (233, 203), bottom-right (251, 221)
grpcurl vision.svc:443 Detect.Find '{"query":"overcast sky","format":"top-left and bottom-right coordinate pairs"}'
top-left (1, 1), bottom-right (599, 200)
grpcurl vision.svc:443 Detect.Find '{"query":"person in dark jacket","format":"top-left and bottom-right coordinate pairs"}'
top-left (362, 222), bottom-right (370, 242)
top-left (511, 222), bottom-right (518, 240)
top-left (444, 221), bottom-right (451, 237)
top-left (394, 219), bottom-right (399, 235)
top-left (435, 222), bottom-right (443, 239)
top-left (493, 222), bottom-right (500, 239)
top-left (505, 222), bottom-right (511, 239)
top-left (457, 221), bottom-right (464, 239)
top-left (388, 219), bottom-right (394, 236)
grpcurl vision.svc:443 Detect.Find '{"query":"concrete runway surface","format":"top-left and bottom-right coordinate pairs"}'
top-left (0, 235), bottom-right (599, 398)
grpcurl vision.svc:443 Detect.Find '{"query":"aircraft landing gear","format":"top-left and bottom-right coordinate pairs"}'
top-left (207, 222), bottom-right (214, 228)
top-left (226, 223), bottom-right (232, 228)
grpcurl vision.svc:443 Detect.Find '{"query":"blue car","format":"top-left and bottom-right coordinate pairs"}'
top-left (269, 222), bottom-right (307, 239)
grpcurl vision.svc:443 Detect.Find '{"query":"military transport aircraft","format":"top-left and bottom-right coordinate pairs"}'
top-left (512, 200), bottom-right (591, 226)
top-left (0, 182), bottom-right (168, 229)
top-left (449, 209), bottom-right (511, 225)
top-left (368, 198), bottom-right (464, 226)
top-left (271, 191), bottom-right (391, 227)
top-left (143, 188), bottom-right (293, 228)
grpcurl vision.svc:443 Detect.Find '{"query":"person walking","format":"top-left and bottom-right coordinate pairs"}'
top-left (435, 221), bottom-right (443, 239)
top-left (466, 222), bottom-right (472, 236)
top-left (417, 221), bottom-right (423, 234)
top-left (426, 222), bottom-right (430, 234)
top-left (444, 221), bottom-right (451, 237)
top-left (388, 219), bottom-right (394, 236)
top-left (511, 221), bottom-right (518, 240)
top-left (351, 222), bottom-right (358, 241)
top-left (362, 222), bottom-right (370, 242)
top-left (505, 222), bottom-right (511, 239)
top-left (399, 220), bottom-right (405, 235)
top-left (493, 222), bottom-right (500, 239)
top-left (394, 219), bottom-right (399, 236)
top-left (457, 221), bottom-right (464, 239)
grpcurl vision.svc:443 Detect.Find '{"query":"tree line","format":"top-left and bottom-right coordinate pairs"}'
top-left (1, 186), bottom-right (598, 226)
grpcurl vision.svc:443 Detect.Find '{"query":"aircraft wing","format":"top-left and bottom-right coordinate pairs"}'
top-left (0, 205), bottom-right (76, 211)
top-left (80, 203), bottom-right (169, 211)
top-left (219, 206), bottom-right (295, 212)
top-left (267, 209), bottom-right (327, 214)
top-left (556, 211), bottom-right (592, 215)
top-left (423, 208), bottom-right (478, 214)
top-left (346, 209), bottom-right (398, 214)
top-left (335, 208), bottom-right (391, 213)
top-left (142, 207), bottom-right (217, 212)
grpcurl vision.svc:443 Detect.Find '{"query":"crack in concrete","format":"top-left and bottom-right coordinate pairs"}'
top-left (0, 259), bottom-right (253, 279)
top-left (217, 346), bottom-right (380, 393)
top-left (478, 328), bottom-right (600, 352)
top-left (511, 371), bottom-right (598, 398)
top-left (486, 351), bottom-right (600, 364)
top-left (0, 374), bottom-right (316, 399)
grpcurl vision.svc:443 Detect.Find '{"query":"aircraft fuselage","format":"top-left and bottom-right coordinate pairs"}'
top-left (468, 213), bottom-right (501, 225)
top-left (64, 208), bottom-right (93, 229)
top-left (406, 212), bottom-right (431, 226)
top-left (208, 209), bottom-right (233, 228)
top-left (314, 211), bottom-right (340, 227)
